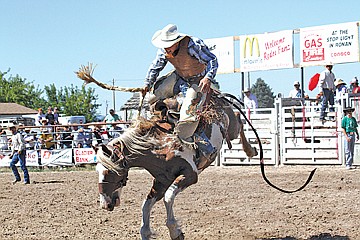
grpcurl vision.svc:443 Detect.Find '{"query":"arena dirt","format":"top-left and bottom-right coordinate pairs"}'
top-left (0, 165), bottom-right (359, 240)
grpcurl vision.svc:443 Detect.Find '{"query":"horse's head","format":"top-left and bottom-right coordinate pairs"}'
top-left (94, 144), bottom-right (129, 211)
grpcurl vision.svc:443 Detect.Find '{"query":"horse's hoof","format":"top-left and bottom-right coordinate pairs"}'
top-left (172, 232), bottom-right (185, 240)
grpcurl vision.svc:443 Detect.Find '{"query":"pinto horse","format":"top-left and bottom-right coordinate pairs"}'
top-left (94, 96), bottom-right (257, 240)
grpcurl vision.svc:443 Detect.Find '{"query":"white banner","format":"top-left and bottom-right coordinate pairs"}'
top-left (239, 30), bottom-right (294, 72)
top-left (41, 149), bottom-right (73, 166)
top-left (300, 22), bottom-right (360, 66)
top-left (204, 36), bottom-right (235, 74)
top-left (0, 150), bottom-right (38, 167)
top-left (74, 148), bottom-right (97, 164)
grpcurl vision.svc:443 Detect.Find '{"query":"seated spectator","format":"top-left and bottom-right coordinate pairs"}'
top-left (23, 128), bottom-right (36, 150)
top-left (0, 126), bottom-right (9, 151)
top-left (72, 126), bottom-right (88, 148)
top-left (40, 117), bottom-right (53, 132)
top-left (92, 125), bottom-right (103, 145)
top-left (59, 126), bottom-right (73, 149)
top-left (38, 128), bottom-right (55, 150)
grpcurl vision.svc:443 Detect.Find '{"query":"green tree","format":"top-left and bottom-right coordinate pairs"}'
top-left (251, 78), bottom-right (275, 108)
top-left (46, 84), bottom-right (100, 122)
top-left (0, 69), bottom-right (46, 109)
top-left (1, 70), bottom-right (101, 122)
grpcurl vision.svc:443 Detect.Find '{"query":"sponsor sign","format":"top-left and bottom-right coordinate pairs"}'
top-left (0, 150), bottom-right (39, 167)
top-left (41, 149), bottom-right (73, 166)
top-left (300, 22), bottom-right (360, 66)
top-left (74, 148), bottom-right (96, 164)
top-left (204, 36), bottom-right (235, 74)
top-left (240, 30), bottom-right (294, 72)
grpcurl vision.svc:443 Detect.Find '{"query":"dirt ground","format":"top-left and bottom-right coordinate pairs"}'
top-left (0, 165), bottom-right (359, 240)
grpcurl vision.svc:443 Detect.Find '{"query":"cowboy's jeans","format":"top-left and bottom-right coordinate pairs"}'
top-left (320, 89), bottom-right (335, 120)
top-left (344, 133), bottom-right (355, 167)
top-left (10, 151), bottom-right (30, 183)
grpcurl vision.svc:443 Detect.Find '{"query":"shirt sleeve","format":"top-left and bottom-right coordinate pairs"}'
top-left (144, 49), bottom-right (168, 88)
top-left (188, 37), bottom-right (218, 83)
top-left (318, 71), bottom-right (325, 92)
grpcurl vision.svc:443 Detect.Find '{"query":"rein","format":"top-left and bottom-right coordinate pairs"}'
top-left (218, 93), bottom-right (316, 193)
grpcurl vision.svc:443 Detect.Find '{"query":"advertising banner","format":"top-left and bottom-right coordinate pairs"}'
top-left (204, 36), bottom-right (235, 74)
top-left (239, 30), bottom-right (294, 72)
top-left (0, 150), bottom-right (39, 167)
top-left (300, 22), bottom-right (360, 66)
top-left (74, 148), bottom-right (97, 164)
top-left (40, 149), bottom-right (73, 166)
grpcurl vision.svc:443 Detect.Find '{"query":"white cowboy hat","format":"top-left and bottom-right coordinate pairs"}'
top-left (293, 81), bottom-right (300, 86)
top-left (243, 87), bottom-right (251, 93)
top-left (151, 24), bottom-right (187, 49)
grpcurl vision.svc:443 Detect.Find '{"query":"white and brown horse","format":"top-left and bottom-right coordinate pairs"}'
top-left (94, 96), bottom-right (257, 240)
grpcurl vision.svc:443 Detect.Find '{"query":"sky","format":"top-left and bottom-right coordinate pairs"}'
top-left (1, 0), bottom-right (360, 116)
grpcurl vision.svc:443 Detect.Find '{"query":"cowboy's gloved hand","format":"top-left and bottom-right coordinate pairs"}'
top-left (199, 77), bottom-right (211, 93)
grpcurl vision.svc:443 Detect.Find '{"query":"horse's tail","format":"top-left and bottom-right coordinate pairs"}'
top-left (217, 92), bottom-right (316, 194)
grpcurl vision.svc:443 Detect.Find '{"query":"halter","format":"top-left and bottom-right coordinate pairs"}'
top-left (98, 144), bottom-right (129, 193)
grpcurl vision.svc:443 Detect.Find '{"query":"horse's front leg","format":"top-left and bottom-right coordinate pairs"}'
top-left (140, 179), bottom-right (166, 240)
top-left (164, 173), bottom-right (197, 240)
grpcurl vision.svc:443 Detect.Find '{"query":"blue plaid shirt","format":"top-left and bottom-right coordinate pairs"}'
top-left (144, 37), bottom-right (218, 88)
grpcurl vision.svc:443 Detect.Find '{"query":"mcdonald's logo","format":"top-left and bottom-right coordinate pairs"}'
top-left (243, 36), bottom-right (260, 58)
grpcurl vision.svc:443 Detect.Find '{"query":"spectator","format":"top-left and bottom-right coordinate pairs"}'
top-left (8, 123), bottom-right (30, 184)
top-left (92, 125), bottom-right (103, 145)
top-left (0, 126), bottom-right (9, 151)
top-left (53, 107), bottom-right (60, 125)
top-left (36, 108), bottom-right (45, 126)
top-left (243, 87), bottom-right (258, 109)
top-left (341, 107), bottom-right (359, 170)
top-left (39, 117), bottom-right (52, 133)
top-left (350, 77), bottom-right (360, 93)
top-left (288, 81), bottom-right (309, 98)
top-left (104, 109), bottom-right (121, 130)
top-left (59, 126), bottom-right (73, 149)
top-left (318, 65), bottom-right (335, 122)
top-left (38, 127), bottom-right (55, 150)
top-left (45, 107), bottom-right (55, 125)
top-left (335, 79), bottom-right (348, 106)
top-left (23, 128), bottom-right (36, 150)
top-left (72, 126), bottom-right (87, 148)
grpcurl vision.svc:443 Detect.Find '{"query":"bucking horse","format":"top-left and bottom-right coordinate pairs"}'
top-left (76, 64), bottom-right (316, 240)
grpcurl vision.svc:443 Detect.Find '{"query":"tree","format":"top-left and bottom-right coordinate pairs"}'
top-left (251, 78), bottom-right (275, 108)
top-left (0, 69), bottom-right (46, 109)
top-left (1, 70), bottom-right (101, 122)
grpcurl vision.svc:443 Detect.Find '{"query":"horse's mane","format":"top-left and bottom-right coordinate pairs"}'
top-left (97, 117), bottom-right (179, 172)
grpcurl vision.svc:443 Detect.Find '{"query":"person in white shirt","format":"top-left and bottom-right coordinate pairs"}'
top-left (0, 126), bottom-right (9, 151)
top-left (318, 65), bottom-right (335, 121)
top-left (243, 87), bottom-right (258, 109)
top-left (8, 124), bottom-right (30, 184)
top-left (288, 81), bottom-right (309, 98)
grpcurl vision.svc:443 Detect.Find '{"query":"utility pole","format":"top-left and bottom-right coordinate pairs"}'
top-left (112, 79), bottom-right (116, 110)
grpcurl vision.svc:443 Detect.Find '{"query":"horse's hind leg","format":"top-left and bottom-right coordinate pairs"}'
top-left (164, 174), bottom-right (197, 240)
top-left (140, 179), bottom-right (166, 240)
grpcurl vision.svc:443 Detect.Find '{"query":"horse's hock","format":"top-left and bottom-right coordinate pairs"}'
top-left (220, 95), bottom-right (360, 167)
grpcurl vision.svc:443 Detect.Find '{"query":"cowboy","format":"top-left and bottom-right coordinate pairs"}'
top-left (341, 107), bottom-right (359, 170)
top-left (8, 123), bottom-right (30, 184)
top-left (318, 65), bottom-right (335, 121)
top-left (142, 24), bottom-right (219, 161)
